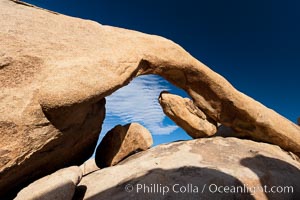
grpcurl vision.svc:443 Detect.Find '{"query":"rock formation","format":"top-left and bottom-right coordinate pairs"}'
top-left (15, 166), bottom-right (82, 200)
top-left (80, 159), bottom-right (100, 177)
top-left (95, 123), bottom-right (153, 168)
top-left (159, 92), bottom-right (217, 138)
top-left (0, 0), bottom-right (108, 195)
top-left (77, 137), bottom-right (300, 200)
top-left (1, 0), bottom-right (300, 197)
top-left (298, 117), bottom-right (300, 126)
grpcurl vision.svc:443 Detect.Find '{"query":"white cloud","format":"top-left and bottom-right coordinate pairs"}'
top-left (103, 74), bottom-right (178, 136)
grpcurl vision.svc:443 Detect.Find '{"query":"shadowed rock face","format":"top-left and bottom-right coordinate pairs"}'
top-left (1, 0), bottom-right (300, 197)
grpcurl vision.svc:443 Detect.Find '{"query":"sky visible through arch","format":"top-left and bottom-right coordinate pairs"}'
top-left (102, 74), bottom-right (192, 146)
top-left (23, 0), bottom-right (300, 147)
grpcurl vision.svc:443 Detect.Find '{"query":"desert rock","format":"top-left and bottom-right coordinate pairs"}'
top-left (1, 0), bottom-right (300, 196)
top-left (15, 166), bottom-right (82, 200)
top-left (77, 137), bottom-right (300, 200)
top-left (0, 0), bottom-right (107, 195)
top-left (95, 123), bottom-right (153, 168)
top-left (159, 92), bottom-right (217, 138)
top-left (80, 159), bottom-right (100, 176)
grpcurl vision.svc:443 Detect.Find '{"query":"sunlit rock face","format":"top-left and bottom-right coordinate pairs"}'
top-left (95, 123), bottom-right (153, 168)
top-left (15, 166), bottom-right (82, 200)
top-left (1, 0), bottom-right (300, 197)
top-left (77, 137), bottom-right (300, 200)
top-left (158, 92), bottom-right (217, 138)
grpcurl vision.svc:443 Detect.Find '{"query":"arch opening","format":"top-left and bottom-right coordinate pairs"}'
top-left (92, 74), bottom-right (192, 157)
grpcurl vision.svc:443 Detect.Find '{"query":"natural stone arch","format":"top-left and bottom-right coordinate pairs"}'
top-left (1, 0), bottom-right (300, 197)
top-left (39, 36), bottom-right (300, 156)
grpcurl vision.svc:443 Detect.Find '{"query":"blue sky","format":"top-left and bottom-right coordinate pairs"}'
top-left (24, 0), bottom-right (300, 146)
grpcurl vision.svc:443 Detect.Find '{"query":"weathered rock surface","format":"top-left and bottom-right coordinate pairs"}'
top-left (80, 159), bottom-right (100, 176)
top-left (1, 0), bottom-right (300, 196)
top-left (95, 123), bottom-right (153, 168)
top-left (159, 92), bottom-right (217, 138)
top-left (77, 137), bottom-right (300, 200)
top-left (15, 166), bottom-right (82, 200)
top-left (297, 117), bottom-right (300, 126)
top-left (0, 0), bottom-right (107, 196)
